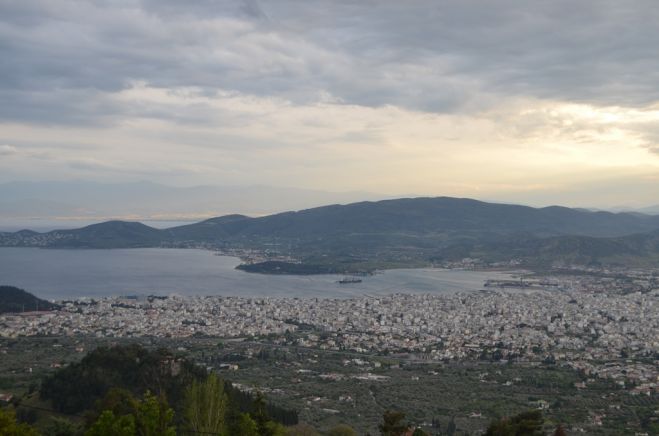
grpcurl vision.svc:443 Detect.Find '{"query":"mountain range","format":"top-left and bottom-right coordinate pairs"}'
top-left (2, 197), bottom-right (659, 271)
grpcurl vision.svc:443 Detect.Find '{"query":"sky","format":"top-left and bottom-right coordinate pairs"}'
top-left (1, 0), bottom-right (659, 208)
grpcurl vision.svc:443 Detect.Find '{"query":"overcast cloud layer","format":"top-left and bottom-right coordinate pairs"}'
top-left (1, 0), bottom-right (659, 209)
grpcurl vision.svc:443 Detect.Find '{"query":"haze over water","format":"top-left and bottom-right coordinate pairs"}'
top-left (0, 248), bottom-right (513, 300)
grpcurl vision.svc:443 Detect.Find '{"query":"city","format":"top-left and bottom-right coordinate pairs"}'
top-left (3, 276), bottom-right (656, 397)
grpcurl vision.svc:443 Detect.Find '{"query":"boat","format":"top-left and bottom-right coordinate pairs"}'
top-left (337, 276), bottom-right (363, 284)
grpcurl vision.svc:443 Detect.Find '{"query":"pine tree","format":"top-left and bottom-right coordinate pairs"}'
top-left (184, 373), bottom-right (229, 435)
top-left (446, 417), bottom-right (456, 436)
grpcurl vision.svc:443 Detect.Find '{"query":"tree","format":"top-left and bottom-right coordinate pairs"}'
top-left (327, 424), bottom-right (358, 436)
top-left (0, 407), bottom-right (39, 436)
top-left (234, 413), bottom-right (259, 436)
top-left (253, 391), bottom-right (270, 431)
top-left (379, 410), bottom-right (408, 436)
top-left (412, 429), bottom-right (429, 436)
top-left (446, 417), bottom-right (456, 436)
top-left (86, 390), bottom-right (176, 436)
top-left (88, 388), bottom-right (139, 427)
top-left (184, 373), bottom-right (229, 435)
top-left (263, 420), bottom-right (287, 436)
top-left (553, 424), bottom-right (567, 436)
top-left (134, 391), bottom-right (176, 436)
top-left (43, 416), bottom-right (82, 436)
top-left (86, 410), bottom-right (136, 436)
top-left (484, 410), bottom-right (544, 436)
top-left (240, 391), bottom-right (288, 436)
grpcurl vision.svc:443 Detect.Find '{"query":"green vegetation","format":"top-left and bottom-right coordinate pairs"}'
top-left (86, 390), bottom-right (175, 436)
top-left (0, 407), bottom-right (39, 436)
top-left (378, 410), bottom-right (408, 436)
top-left (41, 416), bottom-right (82, 436)
top-left (183, 373), bottom-right (228, 434)
top-left (2, 337), bottom-right (656, 435)
top-left (38, 345), bottom-right (297, 427)
top-left (485, 410), bottom-right (544, 435)
top-left (86, 410), bottom-right (136, 436)
top-left (3, 344), bottom-right (299, 435)
top-left (39, 344), bottom-right (205, 415)
top-left (75, 386), bottom-right (288, 436)
top-left (326, 423), bottom-right (357, 436)
top-left (0, 286), bottom-right (58, 314)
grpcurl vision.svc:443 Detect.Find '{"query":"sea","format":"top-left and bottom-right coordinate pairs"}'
top-left (0, 247), bottom-right (516, 300)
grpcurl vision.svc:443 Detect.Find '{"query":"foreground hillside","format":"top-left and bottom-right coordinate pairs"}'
top-left (0, 285), bottom-right (58, 314)
top-left (2, 197), bottom-right (659, 271)
top-left (1, 339), bottom-right (653, 435)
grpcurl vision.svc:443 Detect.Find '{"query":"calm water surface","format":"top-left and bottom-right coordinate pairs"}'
top-left (0, 247), bottom-right (514, 300)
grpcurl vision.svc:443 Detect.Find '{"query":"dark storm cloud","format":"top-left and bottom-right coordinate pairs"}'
top-left (0, 0), bottom-right (658, 125)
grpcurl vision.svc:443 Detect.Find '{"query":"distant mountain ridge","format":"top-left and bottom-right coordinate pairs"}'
top-left (638, 204), bottom-right (659, 215)
top-left (171, 197), bottom-right (659, 238)
top-left (3, 197), bottom-right (659, 270)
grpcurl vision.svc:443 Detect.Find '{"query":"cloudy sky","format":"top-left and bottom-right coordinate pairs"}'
top-left (1, 0), bottom-right (658, 208)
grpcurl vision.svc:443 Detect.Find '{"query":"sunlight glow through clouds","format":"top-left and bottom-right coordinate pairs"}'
top-left (3, 83), bottom-right (658, 204)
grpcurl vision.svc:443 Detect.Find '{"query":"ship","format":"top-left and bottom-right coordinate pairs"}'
top-left (337, 276), bottom-right (363, 284)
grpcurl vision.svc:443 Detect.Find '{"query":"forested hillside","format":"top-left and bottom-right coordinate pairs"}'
top-left (0, 286), bottom-right (58, 314)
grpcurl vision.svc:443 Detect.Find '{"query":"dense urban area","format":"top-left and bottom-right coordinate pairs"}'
top-left (1, 269), bottom-right (657, 434)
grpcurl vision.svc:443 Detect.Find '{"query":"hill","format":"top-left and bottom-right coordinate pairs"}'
top-left (452, 229), bottom-right (659, 268)
top-left (166, 197), bottom-right (659, 270)
top-left (0, 221), bottom-right (164, 249)
top-left (39, 344), bottom-right (297, 425)
top-left (167, 197), bottom-right (659, 240)
top-left (50, 220), bottom-right (164, 248)
top-left (0, 286), bottom-right (58, 314)
top-left (3, 197), bottom-right (659, 271)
